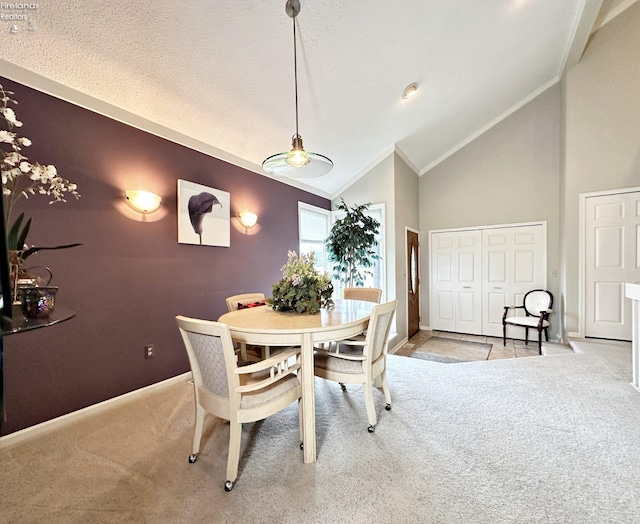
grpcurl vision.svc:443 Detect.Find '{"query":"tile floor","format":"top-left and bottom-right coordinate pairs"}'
top-left (396, 329), bottom-right (573, 362)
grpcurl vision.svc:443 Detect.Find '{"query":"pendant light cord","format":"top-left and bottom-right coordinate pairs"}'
top-left (293, 14), bottom-right (300, 137)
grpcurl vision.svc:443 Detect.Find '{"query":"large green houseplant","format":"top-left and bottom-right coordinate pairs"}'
top-left (326, 199), bottom-right (380, 288)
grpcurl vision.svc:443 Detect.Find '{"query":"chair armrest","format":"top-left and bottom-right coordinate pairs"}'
top-left (235, 346), bottom-right (301, 394)
top-left (235, 346), bottom-right (300, 375)
top-left (315, 348), bottom-right (366, 361)
top-left (502, 305), bottom-right (523, 321)
top-left (333, 339), bottom-right (367, 353)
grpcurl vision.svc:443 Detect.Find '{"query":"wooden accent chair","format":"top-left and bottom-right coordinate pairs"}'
top-left (176, 315), bottom-right (302, 492)
top-left (502, 289), bottom-right (553, 355)
top-left (313, 299), bottom-right (397, 433)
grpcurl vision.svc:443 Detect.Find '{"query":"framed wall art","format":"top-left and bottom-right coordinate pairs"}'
top-left (177, 179), bottom-right (230, 247)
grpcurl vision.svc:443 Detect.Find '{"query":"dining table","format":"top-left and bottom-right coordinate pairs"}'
top-left (218, 298), bottom-right (376, 463)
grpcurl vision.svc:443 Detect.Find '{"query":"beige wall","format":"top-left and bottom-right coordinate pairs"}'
top-left (562, 1), bottom-right (640, 335)
top-left (332, 154), bottom-right (401, 344)
top-left (393, 153), bottom-right (420, 343)
top-left (419, 85), bottom-right (562, 340)
top-left (337, 4), bottom-right (640, 343)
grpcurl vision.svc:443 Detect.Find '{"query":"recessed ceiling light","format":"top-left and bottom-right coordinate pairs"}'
top-left (402, 82), bottom-right (418, 100)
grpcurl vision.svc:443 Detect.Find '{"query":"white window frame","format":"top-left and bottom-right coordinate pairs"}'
top-left (298, 202), bottom-right (331, 273)
top-left (298, 201), bottom-right (386, 301)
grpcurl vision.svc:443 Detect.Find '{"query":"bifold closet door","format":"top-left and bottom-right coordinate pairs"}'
top-left (430, 230), bottom-right (482, 334)
top-left (482, 225), bottom-right (546, 338)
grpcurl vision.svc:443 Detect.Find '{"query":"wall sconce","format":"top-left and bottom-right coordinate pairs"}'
top-left (238, 211), bottom-right (258, 230)
top-left (125, 189), bottom-right (162, 214)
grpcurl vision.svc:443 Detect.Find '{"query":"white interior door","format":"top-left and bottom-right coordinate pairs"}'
top-left (482, 225), bottom-right (546, 338)
top-left (585, 191), bottom-right (640, 340)
top-left (431, 232), bottom-right (456, 332)
top-left (455, 230), bottom-right (482, 334)
top-left (430, 230), bottom-right (482, 334)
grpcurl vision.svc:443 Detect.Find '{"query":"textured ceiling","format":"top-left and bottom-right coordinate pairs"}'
top-left (0, 0), bottom-right (631, 198)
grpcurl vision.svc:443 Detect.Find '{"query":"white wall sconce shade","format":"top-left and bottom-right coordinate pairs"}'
top-left (125, 189), bottom-right (162, 214)
top-left (238, 211), bottom-right (258, 229)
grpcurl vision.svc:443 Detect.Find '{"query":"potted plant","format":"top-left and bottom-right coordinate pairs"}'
top-left (326, 198), bottom-right (381, 288)
top-left (1, 83), bottom-right (81, 300)
top-left (268, 251), bottom-right (333, 314)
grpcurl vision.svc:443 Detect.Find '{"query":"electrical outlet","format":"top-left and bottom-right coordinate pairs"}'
top-left (145, 344), bottom-right (154, 359)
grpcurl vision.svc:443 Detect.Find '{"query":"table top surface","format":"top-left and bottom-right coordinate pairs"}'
top-left (218, 299), bottom-right (375, 334)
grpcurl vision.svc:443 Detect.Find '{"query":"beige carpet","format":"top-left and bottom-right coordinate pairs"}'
top-left (1, 341), bottom-right (638, 523)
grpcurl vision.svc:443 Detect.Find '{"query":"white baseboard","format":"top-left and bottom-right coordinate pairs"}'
top-left (389, 337), bottom-right (408, 354)
top-left (419, 325), bottom-right (433, 331)
top-left (0, 372), bottom-right (191, 450)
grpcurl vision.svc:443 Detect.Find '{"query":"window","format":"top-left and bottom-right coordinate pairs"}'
top-left (298, 202), bottom-right (331, 273)
top-left (298, 201), bottom-right (385, 299)
top-left (330, 203), bottom-right (385, 300)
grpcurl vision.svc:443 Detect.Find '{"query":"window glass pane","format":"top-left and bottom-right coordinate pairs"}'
top-left (298, 203), bottom-right (331, 274)
top-left (300, 208), bottom-right (329, 242)
top-left (330, 205), bottom-right (385, 300)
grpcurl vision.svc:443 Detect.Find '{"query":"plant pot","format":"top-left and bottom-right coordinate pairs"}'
top-left (19, 286), bottom-right (58, 318)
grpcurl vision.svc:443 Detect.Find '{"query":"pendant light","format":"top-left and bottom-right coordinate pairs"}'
top-left (262, 0), bottom-right (333, 179)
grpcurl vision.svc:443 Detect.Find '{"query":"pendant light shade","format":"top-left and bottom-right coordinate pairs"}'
top-left (262, 0), bottom-right (333, 179)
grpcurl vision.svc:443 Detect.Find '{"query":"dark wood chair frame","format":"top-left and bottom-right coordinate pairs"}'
top-left (502, 289), bottom-right (554, 355)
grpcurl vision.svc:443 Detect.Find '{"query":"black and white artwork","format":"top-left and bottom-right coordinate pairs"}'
top-left (177, 179), bottom-right (230, 247)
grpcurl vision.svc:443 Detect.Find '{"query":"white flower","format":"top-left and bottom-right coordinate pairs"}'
top-left (1, 107), bottom-right (22, 127)
top-left (1, 82), bottom-right (80, 232)
top-left (0, 129), bottom-right (14, 143)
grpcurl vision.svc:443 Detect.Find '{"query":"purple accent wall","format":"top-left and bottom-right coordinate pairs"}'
top-left (0, 77), bottom-right (329, 435)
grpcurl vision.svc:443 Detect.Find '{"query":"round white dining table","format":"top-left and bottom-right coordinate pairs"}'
top-left (218, 298), bottom-right (375, 463)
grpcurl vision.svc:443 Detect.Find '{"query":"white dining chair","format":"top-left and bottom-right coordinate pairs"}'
top-left (225, 292), bottom-right (271, 360)
top-left (176, 315), bottom-right (302, 491)
top-left (313, 299), bottom-right (397, 433)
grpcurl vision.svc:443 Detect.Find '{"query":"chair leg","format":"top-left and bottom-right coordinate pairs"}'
top-left (380, 368), bottom-right (391, 411)
top-left (502, 323), bottom-right (507, 346)
top-left (189, 404), bottom-right (205, 463)
top-left (239, 342), bottom-right (248, 362)
top-left (524, 327), bottom-right (529, 346)
top-left (544, 327), bottom-right (549, 341)
top-left (225, 421), bottom-right (242, 491)
top-left (364, 381), bottom-right (377, 432)
top-left (538, 328), bottom-right (543, 355)
top-left (297, 398), bottom-right (303, 449)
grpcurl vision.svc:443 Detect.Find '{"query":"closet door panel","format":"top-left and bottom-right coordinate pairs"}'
top-left (482, 225), bottom-right (546, 338)
top-left (432, 224), bottom-right (546, 338)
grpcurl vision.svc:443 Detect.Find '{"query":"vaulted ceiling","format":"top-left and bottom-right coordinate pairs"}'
top-left (0, 0), bottom-right (633, 198)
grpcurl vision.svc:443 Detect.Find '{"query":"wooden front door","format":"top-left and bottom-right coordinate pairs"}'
top-left (407, 229), bottom-right (420, 338)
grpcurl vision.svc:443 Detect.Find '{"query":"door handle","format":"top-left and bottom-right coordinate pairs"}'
top-left (493, 287), bottom-right (503, 290)
top-left (462, 286), bottom-right (472, 289)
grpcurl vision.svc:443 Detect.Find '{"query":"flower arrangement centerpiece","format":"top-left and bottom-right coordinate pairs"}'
top-left (1, 83), bottom-right (81, 299)
top-left (268, 251), bottom-right (334, 314)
